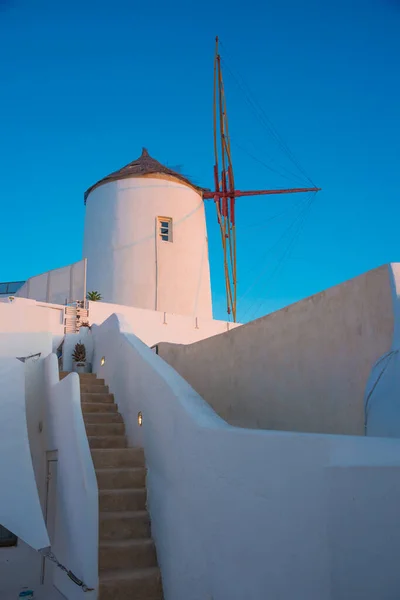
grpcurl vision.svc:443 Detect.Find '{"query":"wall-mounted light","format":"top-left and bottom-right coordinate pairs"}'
top-left (138, 412), bottom-right (143, 427)
top-left (100, 356), bottom-right (105, 366)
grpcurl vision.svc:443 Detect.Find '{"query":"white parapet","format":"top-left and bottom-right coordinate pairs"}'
top-left (90, 313), bottom-right (400, 600)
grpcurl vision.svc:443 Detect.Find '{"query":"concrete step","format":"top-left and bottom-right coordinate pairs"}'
top-left (77, 372), bottom-right (98, 380)
top-left (80, 384), bottom-right (109, 394)
top-left (82, 402), bottom-right (117, 414)
top-left (99, 538), bottom-right (157, 572)
top-left (99, 567), bottom-right (162, 600)
top-left (84, 412), bottom-right (124, 424)
top-left (99, 489), bottom-right (146, 512)
top-left (89, 436), bottom-right (127, 449)
top-left (85, 422), bottom-right (125, 437)
top-left (99, 511), bottom-right (150, 541)
top-left (86, 377), bottom-right (105, 386)
top-left (60, 372), bottom-right (104, 385)
top-left (81, 393), bottom-right (115, 404)
top-left (96, 467), bottom-right (146, 490)
top-left (91, 448), bottom-right (145, 469)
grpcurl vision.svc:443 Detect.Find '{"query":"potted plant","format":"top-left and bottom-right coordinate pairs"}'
top-left (72, 341), bottom-right (92, 374)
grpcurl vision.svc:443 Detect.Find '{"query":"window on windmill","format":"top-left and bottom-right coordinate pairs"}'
top-left (158, 217), bottom-right (173, 242)
top-left (0, 525), bottom-right (17, 547)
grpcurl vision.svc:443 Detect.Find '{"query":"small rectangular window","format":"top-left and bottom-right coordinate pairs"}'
top-left (0, 525), bottom-right (17, 547)
top-left (158, 217), bottom-right (173, 242)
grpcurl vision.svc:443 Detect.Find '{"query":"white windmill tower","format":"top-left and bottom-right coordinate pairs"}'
top-left (83, 148), bottom-right (213, 319)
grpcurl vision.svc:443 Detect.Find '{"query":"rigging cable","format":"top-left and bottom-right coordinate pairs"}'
top-left (242, 195), bottom-right (316, 322)
top-left (238, 194), bottom-right (313, 298)
top-left (238, 195), bottom-right (311, 290)
top-left (220, 55), bottom-right (314, 186)
top-left (232, 138), bottom-right (308, 187)
top-left (241, 196), bottom-right (310, 233)
top-left (219, 41), bottom-right (316, 187)
top-left (239, 193), bottom-right (317, 322)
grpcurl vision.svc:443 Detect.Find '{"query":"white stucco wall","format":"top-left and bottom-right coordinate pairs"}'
top-left (0, 335), bottom-right (52, 509)
top-left (83, 177), bottom-right (213, 318)
top-left (16, 259), bottom-right (87, 305)
top-left (157, 265), bottom-right (394, 436)
top-left (88, 301), bottom-right (240, 348)
top-left (91, 314), bottom-right (400, 600)
top-left (4, 297), bottom-right (237, 374)
top-left (0, 301), bottom-right (53, 333)
top-left (0, 315), bottom-right (67, 596)
top-left (364, 263), bottom-right (400, 437)
top-left (44, 355), bottom-right (98, 599)
top-left (0, 332), bottom-right (52, 361)
top-left (63, 304), bottom-right (238, 373)
top-left (0, 299), bottom-right (64, 349)
top-left (0, 358), bottom-right (50, 600)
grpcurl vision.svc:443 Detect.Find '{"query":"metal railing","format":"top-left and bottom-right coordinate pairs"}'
top-left (0, 281), bottom-right (25, 296)
top-left (64, 301), bottom-right (89, 334)
top-left (0, 525), bottom-right (17, 547)
top-left (16, 353), bottom-right (41, 363)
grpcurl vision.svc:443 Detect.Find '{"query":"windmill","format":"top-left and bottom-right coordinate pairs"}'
top-left (203, 38), bottom-right (321, 322)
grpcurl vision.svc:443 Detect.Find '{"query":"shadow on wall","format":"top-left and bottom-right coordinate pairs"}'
top-left (365, 263), bottom-right (400, 438)
top-left (91, 312), bottom-right (400, 600)
top-left (157, 264), bottom-right (397, 436)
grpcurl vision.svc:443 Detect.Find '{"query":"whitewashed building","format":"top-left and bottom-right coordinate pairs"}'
top-left (1, 150), bottom-right (400, 600)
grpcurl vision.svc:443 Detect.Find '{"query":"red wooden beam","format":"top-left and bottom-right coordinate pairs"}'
top-left (203, 186), bottom-right (321, 199)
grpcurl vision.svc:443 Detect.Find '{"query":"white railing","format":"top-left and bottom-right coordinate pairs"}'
top-left (44, 354), bottom-right (98, 599)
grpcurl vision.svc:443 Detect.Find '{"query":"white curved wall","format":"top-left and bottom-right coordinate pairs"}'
top-left (83, 177), bottom-right (213, 318)
top-left (91, 314), bottom-right (400, 600)
top-left (365, 263), bottom-right (400, 437)
top-left (0, 358), bottom-right (50, 599)
top-left (157, 265), bottom-right (394, 436)
top-left (44, 356), bottom-right (98, 598)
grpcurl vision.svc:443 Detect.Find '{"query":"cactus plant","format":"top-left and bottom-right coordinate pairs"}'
top-left (71, 340), bottom-right (92, 374)
top-left (72, 342), bottom-right (86, 364)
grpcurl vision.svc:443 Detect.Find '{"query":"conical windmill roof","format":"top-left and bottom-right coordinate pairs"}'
top-left (84, 148), bottom-right (203, 203)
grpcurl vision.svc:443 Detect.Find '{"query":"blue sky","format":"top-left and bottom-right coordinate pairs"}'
top-left (1, 0), bottom-right (399, 322)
